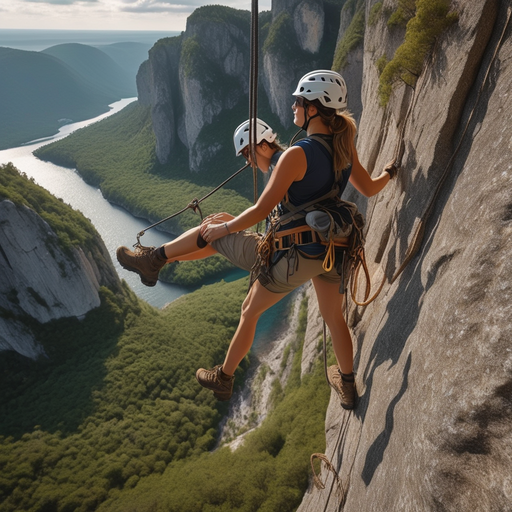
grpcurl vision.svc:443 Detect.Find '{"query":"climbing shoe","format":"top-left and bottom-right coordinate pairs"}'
top-left (195, 365), bottom-right (234, 401)
top-left (327, 365), bottom-right (356, 410)
top-left (116, 245), bottom-right (167, 287)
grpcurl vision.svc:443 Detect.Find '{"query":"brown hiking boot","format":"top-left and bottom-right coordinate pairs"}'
top-left (116, 245), bottom-right (167, 287)
top-left (327, 365), bottom-right (356, 410)
top-left (196, 365), bottom-right (234, 401)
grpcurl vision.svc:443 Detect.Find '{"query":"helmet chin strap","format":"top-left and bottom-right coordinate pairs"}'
top-left (301, 106), bottom-right (319, 131)
top-left (291, 104), bottom-right (321, 145)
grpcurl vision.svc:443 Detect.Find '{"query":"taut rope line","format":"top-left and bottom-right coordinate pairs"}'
top-left (135, 163), bottom-right (250, 246)
top-left (136, 0), bottom-right (263, 246)
top-left (249, 0), bottom-right (259, 206)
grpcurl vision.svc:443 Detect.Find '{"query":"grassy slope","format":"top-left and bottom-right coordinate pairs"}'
top-left (0, 47), bottom-right (118, 150)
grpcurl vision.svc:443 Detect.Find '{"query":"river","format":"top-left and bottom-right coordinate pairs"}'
top-left (0, 98), bottom-right (290, 349)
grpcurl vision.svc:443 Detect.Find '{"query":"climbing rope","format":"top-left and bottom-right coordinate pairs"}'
top-left (249, 0), bottom-right (259, 206)
top-left (310, 452), bottom-right (346, 509)
top-left (135, 0), bottom-right (262, 249)
top-left (134, 162), bottom-right (250, 247)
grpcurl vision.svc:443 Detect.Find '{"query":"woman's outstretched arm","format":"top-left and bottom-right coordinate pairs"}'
top-left (349, 142), bottom-right (395, 197)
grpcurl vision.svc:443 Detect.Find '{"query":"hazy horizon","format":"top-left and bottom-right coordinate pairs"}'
top-left (0, 0), bottom-right (272, 33)
top-left (0, 28), bottom-right (180, 52)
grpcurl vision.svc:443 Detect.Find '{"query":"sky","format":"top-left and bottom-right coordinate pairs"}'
top-left (0, 0), bottom-right (272, 32)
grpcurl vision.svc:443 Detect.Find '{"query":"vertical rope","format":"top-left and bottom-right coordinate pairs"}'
top-left (249, 0), bottom-right (259, 206)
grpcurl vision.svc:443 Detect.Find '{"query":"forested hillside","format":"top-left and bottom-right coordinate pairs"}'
top-left (0, 39), bottom-right (149, 150)
top-left (42, 43), bottom-right (135, 98)
top-left (0, 167), bottom-right (331, 512)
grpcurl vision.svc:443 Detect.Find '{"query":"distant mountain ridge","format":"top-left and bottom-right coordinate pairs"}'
top-left (0, 40), bottom-right (153, 150)
top-left (42, 43), bottom-right (135, 98)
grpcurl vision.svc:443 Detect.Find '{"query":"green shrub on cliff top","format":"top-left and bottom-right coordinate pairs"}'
top-left (378, 0), bottom-right (458, 106)
top-left (332, 0), bottom-right (365, 70)
top-left (387, 0), bottom-right (416, 27)
top-left (0, 162), bottom-right (100, 256)
top-left (263, 12), bottom-right (297, 57)
top-left (188, 4), bottom-right (250, 32)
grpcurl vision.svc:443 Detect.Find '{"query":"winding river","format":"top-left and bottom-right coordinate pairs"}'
top-left (0, 98), bottom-right (289, 348)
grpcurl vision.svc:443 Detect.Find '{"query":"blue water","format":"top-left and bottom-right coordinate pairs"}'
top-left (0, 29), bottom-right (179, 51)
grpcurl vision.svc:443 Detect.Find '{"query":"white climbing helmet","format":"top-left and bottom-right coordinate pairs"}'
top-left (292, 69), bottom-right (348, 110)
top-left (233, 118), bottom-right (277, 156)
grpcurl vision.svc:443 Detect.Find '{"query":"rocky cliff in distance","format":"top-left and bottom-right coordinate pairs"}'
top-left (0, 166), bottom-right (122, 359)
top-left (136, 1), bottom-right (343, 172)
top-left (297, 0), bottom-right (512, 510)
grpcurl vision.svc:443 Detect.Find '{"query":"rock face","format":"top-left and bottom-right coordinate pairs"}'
top-left (137, 38), bottom-right (182, 165)
top-left (297, 1), bottom-right (512, 510)
top-left (0, 198), bottom-right (120, 359)
top-left (294, 0), bottom-right (325, 54)
top-left (137, 2), bottom-right (342, 169)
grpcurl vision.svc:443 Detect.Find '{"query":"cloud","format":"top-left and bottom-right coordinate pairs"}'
top-left (119, 0), bottom-right (260, 15)
top-left (120, 0), bottom-right (200, 14)
top-left (22, 0), bottom-right (98, 4)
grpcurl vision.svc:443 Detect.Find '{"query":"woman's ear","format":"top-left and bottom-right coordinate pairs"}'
top-left (306, 103), bottom-right (317, 117)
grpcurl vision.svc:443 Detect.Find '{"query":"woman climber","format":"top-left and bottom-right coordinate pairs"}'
top-left (116, 117), bottom-right (285, 283)
top-left (117, 70), bottom-right (397, 410)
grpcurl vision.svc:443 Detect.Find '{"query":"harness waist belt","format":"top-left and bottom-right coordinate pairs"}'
top-left (273, 225), bottom-right (349, 251)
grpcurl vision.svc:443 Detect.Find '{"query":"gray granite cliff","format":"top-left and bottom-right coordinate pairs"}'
top-left (0, 198), bottom-right (121, 359)
top-left (297, 1), bottom-right (512, 510)
top-left (136, 2), bottom-right (342, 170)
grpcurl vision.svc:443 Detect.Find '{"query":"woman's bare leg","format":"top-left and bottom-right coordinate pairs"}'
top-left (222, 281), bottom-right (288, 375)
top-left (162, 213), bottom-right (235, 261)
top-left (312, 276), bottom-right (353, 374)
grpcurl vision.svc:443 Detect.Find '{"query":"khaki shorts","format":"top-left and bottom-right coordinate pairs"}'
top-left (211, 231), bottom-right (342, 294)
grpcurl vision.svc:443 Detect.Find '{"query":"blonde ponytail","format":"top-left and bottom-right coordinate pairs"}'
top-left (310, 100), bottom-right (357, 182)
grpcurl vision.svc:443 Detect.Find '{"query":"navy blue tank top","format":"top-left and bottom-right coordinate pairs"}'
top-left (278, 135), bottom-right (352, 255)
top-left (287, 137), bottom-right (335, 206)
